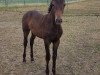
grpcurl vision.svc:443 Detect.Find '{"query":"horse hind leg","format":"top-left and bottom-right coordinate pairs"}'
top-left (30, 33), bottom-right (36, 62)
top-left (23, 29), bottom-right (30, 62)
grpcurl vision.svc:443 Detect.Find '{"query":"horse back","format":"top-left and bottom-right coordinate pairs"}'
top-left (22, 10), bottom-right (43, 24)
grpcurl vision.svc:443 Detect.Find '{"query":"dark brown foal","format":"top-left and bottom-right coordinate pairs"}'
top-left (22, 0), bottom-right (65, 75)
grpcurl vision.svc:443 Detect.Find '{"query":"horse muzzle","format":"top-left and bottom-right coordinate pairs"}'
top-left (55, 18), bottom-right (62, 25)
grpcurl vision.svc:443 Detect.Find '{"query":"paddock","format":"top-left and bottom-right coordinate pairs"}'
top-left (0, 0), bottom-right (100, 75)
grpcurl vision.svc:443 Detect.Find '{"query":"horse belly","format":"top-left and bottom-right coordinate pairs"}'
top-left (31, 29), bottom-right (45, 38)
top-left (29, 22), bottom-right (46, 38)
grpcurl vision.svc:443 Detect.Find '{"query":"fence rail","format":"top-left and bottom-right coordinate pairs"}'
top-left (0, 0), bottom-right (51, 6)
top-left (0, 0), bottom-right (79, 7)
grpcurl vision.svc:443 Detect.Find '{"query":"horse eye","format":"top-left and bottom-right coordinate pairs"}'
top-left (64, 4), bottom-right (66, 7)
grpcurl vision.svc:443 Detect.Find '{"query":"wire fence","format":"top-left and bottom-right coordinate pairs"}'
top-left (0, 0), bottom-right (51, 6)
top-left (0, 0), bottom-right (80, 7)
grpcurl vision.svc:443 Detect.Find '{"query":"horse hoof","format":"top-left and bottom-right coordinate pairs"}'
top-left (52, 69), bottom-right (56, 75)
top-left (45, 70), bottom-right (49, 75)
top-left (31, 58), bottom-right (34, 62)
top-left (23, 59), bottom-right (26, 62)
top-left (52, 72), bottom-right (56, 75)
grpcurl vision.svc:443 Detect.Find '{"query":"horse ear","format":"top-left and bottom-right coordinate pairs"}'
top-left (64, 3), bottom-right (66, 7)
top-left (51, 0), bottom-right (55, 5)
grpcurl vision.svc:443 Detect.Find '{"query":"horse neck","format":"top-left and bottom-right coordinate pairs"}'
top-left (49, 11), bottom-right (55, 25)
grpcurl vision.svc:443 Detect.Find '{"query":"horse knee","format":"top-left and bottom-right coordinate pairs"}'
top-left (46, 54), bottom-right (50, 62)
top-left (24, 38), bottom-right (28, 47)
top-left (30, 35), bottom-right (35, 45)
top-left (52, 54), bottom-right (57, 60)
top-left (23, 52), bottom-right (26, 59)
top-left (30, 38), bottom-right (34, 46)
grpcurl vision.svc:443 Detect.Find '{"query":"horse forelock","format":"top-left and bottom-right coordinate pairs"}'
top-left (48, 0), bottom-right (65, 14)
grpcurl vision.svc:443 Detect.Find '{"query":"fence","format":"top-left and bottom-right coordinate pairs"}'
top-left (0, 0), bottom-right (51, 6)
top-left (0, 0), bottom-right (79, 6)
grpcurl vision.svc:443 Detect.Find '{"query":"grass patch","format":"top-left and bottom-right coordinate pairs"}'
top-left (0, 4), bottom-right (48, 12)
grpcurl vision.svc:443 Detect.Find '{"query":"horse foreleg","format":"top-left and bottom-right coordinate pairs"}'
top-left (52, 40), bottom-right (60, 75)
top-left (44, 40), bottom-right (51, 75)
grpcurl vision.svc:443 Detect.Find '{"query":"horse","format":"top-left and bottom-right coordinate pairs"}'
top-left (22, 0), bottom-right (66, 75)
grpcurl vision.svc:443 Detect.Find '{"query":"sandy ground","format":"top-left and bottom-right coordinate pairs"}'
top-left (0, 0), bottom-right (100, 75)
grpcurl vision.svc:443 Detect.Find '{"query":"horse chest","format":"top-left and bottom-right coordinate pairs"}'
top-left (44, 26), bottom-right (63, 41)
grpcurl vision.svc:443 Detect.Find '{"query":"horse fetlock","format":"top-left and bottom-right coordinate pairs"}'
top-left (46, 68), bottom-right (49, 75)
top-left (23, 58), bottom-right (26, 62)
top-left (31, 58), bottom-right (34, 62)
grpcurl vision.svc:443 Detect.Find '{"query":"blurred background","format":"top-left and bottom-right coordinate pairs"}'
top-left (0, 0), bottom-right (82, 6)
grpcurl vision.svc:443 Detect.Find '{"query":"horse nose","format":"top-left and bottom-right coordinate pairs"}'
top-left (55, 19), bottom-right (62, 25)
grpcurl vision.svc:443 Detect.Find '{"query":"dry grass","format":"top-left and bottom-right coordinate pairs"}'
top-left (0, 0), bottom-right (100, 75)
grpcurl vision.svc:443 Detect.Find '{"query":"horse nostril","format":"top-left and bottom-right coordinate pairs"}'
top-left (55, 19), bottom-right (62, 24)
top-left (60, 19), bottom-right (62, 23)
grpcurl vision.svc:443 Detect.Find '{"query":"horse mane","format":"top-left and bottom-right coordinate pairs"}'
top-left (48, 1), bottom-right (53, 13)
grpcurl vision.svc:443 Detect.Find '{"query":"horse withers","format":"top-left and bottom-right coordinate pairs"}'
top-left (22, 0), bottom-right (66, 75)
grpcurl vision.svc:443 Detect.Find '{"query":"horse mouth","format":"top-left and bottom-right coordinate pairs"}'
top-left (56, 22), bottom-right (61, 25)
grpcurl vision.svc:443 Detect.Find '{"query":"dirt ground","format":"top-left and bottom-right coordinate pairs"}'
top-left (0, 0), bottom-right (100, 75)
